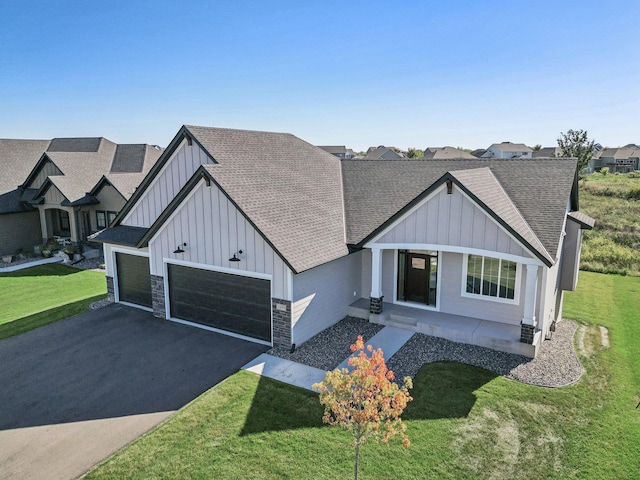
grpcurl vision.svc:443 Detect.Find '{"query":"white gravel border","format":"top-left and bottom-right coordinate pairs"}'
top-left (269, 316), bottom-right (583, 388)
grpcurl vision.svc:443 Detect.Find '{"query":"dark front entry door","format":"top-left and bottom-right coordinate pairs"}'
top-left (404, 252), bottom-right (430, 303)
top-left (398, 250), bottom-right (438, 306)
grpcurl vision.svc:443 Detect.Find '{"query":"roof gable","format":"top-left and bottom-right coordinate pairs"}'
top-left (342, 158), bottom-right (577, 263)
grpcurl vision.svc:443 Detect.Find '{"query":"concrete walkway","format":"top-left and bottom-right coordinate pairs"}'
top-left (243, 326), bottom-right (414, 391)
top-left (0, 256), bottom-right (62, 272)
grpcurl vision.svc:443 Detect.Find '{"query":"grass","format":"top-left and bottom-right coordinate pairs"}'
top-left (86, 271), bottom-right (639, 479)
top-left (579, 172), bottom-right (640, 276)
top-left (0, 263), bottom-right (107, 339)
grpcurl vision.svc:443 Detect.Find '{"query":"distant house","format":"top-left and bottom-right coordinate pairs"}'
top-left (93, 125), bottom-right (593, 359)
top-left (0, 137), bottom-right (162, 256)
top-left (0, 139), bottom-right (52, 255)
top-left (591, 144), bottom-right (640, 173)
top-left (318, 146), bottom-right (356, 159)
top-left (532, 147), bottom-right (563, 158)
top-left (470, 148), bottom-right (487, 158)
top-left (481, 142), bottom-right (533, 159)
top-left (423, 147), bottom-right (475, 160)
top-left (364, 146), bottom-right (406, 160)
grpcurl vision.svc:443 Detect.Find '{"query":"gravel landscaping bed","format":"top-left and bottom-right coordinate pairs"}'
top-left (269, 316), bottom-right (582, 388)
top-left (268, 317), bottom-right (383, 371)
top-left (72, 256), bottom-right (105, 271)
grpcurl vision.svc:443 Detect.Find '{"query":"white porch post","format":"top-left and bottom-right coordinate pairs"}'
top-left (68, 207), bottom-right (79, 244)
top-left (369, 247), bottom-right (384, 314)
top-left (521, 264), bottom-right (539, 344)
top-left (522, 264), bottom-right (539, 325)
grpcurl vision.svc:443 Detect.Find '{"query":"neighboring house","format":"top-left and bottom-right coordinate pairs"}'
top-left (364, 146), bottom-right (406, 160)
top-left (94, 126), bottom-right (593, 359)
top-left (423, 147), bottom-right (475, 159)
top-left (532, 147), bottom-right (563, 158)
top-left (318, 145), bottom-right (356, 159)
top-left (0, 139), bottom-right (52, 255)
top-left (19, 137), bottom-right (162, 251)
top-left (470, 148), bottom-right (487, 158)
top-left (591, 144), bottom-right (640, 173)
top-left (481, 142), bottom-right (533, 159)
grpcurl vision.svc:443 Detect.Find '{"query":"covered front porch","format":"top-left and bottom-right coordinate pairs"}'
top-left (348, 298), bottom-right (539, 357)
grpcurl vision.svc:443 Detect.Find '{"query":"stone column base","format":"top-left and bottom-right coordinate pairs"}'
top-left (272, 298), bottom-right (292, 348)
top-left (520, 323), bottom-right (535, 344)
top-left (150, 275), bottom-right (166, 318)
top-left (370, 296), bottom-right (384, 314)
top-left (106, 276), bottom-right (115, 301)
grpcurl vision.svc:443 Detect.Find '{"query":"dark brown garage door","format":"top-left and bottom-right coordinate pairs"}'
top-left (167, 264), bottom-right (271, 343)
top-left (115, 253), bottom-right (152, 308)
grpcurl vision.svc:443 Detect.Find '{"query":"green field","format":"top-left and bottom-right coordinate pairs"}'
top-left (579, 171), bottom-right (640, 276)
top-left (0, 263), bottom-right (107, 339)
top-left (85, 271), bottom-right (640, 479)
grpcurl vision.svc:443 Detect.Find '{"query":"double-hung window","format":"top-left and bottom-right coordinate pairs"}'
top-left (464, 254), bottom-right (518, 302)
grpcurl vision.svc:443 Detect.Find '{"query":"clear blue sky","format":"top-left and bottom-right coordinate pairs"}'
top-left (1, 1), bottom-right (638, 151)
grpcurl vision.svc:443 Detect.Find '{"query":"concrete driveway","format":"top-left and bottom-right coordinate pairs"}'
top-left (0, 303), bottom-right (268, 480)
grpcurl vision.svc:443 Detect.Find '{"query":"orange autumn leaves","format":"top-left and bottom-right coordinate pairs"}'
top-left (312, 336), bottom-right (413, 450)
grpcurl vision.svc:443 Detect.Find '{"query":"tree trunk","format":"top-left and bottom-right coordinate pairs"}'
top-left (354, 438), bottom-right (360, 480)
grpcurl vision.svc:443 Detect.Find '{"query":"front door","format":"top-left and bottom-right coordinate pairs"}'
top-left (398, 250), bottom-right (438, 306)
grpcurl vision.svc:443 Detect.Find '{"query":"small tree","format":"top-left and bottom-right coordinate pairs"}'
top-left (557, 129), bottom-right (596, 174)
top-left (312, 336), bottom-right (413, 480)
top-left (407, 147), bottom-right (424, 158)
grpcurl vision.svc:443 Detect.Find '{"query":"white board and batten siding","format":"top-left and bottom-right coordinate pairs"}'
top-left (149, 180), bottom-right (291, 299)
top-left (123, 141), bottom-right (213, 228)
top-left (291, 251), bottom-right (363, 345)
top-left (375, 184), bottom-right (529, 258)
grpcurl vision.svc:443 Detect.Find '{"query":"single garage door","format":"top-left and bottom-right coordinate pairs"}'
top-left (115, 253), bottom-right (152, 308)
top-left (167, 264), bottom-right (271, 343)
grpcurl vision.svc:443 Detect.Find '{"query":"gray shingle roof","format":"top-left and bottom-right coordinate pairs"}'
top-left (567, 211), bottom-right (595, 229)
top-left (0, 139), bottom-right (51, 213)
top-left (532, 147), bottom-right (563, 158)
top-left (364, 147), bottom-right (406, 160)
top-left (89, 225), bottom-right (148, 246)
top-left (32, 142), bottom-right (161, 204)
top-left (341, 157), bottom-right (578, 263)
top-left (185, 126), bottom-right (348, 273)
top-left (423, 147), bottom-right (476, 159)
top-left (47, 137), bottom-right (103, 153)
top-left (449, 167), bottom-right (552, 264)
top-left (489, 142), bottom-right (533, 152)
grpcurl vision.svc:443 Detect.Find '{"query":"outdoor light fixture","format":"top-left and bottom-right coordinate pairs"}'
top-left (229, 250), bottom-right (243, 262)
top-left (173, 243), bottom-right (187, 254)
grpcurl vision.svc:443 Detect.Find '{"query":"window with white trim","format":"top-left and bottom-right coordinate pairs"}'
top-left (465, 254), bottom-right (517, 300)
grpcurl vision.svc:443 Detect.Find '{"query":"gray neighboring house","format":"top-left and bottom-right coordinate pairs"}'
top-left (591, 144), bottom-right (640, 173)
top-left (13, 137), bottom-right (162, 254)
top-left (481, 142), bottom-right (533, 159)
top-left (318, 145), bottom-right (356, 159)
top-left (0, 139), bottom-right (52, 255)
top-left (94, 125), bottom-right (593, 358)
top-left (423, 147), bottom-right (475, 159)
top-left (532, 147), bottom-right (563, 158)
top-left (364, 146), bottom-right (407, 160)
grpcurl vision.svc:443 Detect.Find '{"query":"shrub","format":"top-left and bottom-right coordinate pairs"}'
top-left (601, 167), bottom-right (609, 176)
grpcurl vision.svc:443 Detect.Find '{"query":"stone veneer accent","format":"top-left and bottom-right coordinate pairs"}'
top-left (272, 298), bottom-right (292, 348)
top-left (369, 296), bottom-right (384, 314)
top-left (106, 275), bottom-right (115, 301)
top-left (150, 275), bottom-right (166, 318)
top-left (520, 323), bottom-right (535, 344)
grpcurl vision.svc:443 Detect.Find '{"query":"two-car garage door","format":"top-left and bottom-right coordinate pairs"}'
top-left (167, 264), bottom-right (272, 343)
top-left (114, 254), bottom-right (272, 344)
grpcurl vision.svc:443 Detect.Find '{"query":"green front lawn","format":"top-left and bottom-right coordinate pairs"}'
top-left (0, 263), bottom-right (107, 339)
top-left (86, 271), bottom-right (639, 479)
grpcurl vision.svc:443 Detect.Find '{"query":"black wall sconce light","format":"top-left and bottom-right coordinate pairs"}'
top-left (173, 243), bottom-right (187, 254)
top-left (229, 250), bottom-right (243, 262)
